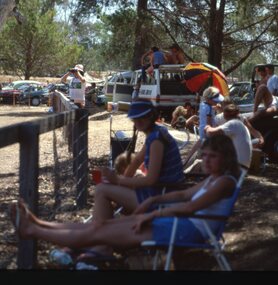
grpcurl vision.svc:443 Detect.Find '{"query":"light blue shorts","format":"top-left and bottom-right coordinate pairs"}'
top-left (152, 217), bottom-right (204, 246)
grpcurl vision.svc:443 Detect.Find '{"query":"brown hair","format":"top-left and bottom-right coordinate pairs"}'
top-left (223, 103), bottom-right (239, 120)
top-left (201, 134), bottom-right (240, 178)
top-left (114, 151), bottom-right (136, 175)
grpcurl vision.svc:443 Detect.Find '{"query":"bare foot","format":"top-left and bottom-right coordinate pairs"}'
top-left (17, 199), bottom-right (40, 225)
top-left (9, 200), bottom-right (34, 239)
top-left (9, 201), bottom-right (19, 229)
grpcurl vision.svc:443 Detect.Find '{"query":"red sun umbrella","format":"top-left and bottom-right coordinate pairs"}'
top-left (183, 62), bottom-right (229, 96)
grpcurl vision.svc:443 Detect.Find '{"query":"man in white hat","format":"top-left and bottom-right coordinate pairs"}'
top-left (61, 64), bottom-right (86, 108)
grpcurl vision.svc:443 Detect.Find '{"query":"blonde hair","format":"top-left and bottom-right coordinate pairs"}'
top-left (202, 86), bottom-right (220, 101)
top-left (172, 106), bottom-right (188, 118)
top-left (114, 151), bottom-right (135, 175)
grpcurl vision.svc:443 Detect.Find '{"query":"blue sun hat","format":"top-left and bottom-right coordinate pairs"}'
top-left (127, 101), bottom-right (154, 119)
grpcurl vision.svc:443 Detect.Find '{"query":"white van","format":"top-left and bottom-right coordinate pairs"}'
top-left (103, 70), bottom-right (135, 102)
top-left (136, 64), bottom-right (198, 116)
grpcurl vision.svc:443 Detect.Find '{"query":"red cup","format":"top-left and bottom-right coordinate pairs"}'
top-left (92, 169), bottom-right (102, 185)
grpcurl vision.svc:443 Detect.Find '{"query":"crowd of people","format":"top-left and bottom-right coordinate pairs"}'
top-left (249, 64), bottom-right (278, 122)
top-left (140, 44), bottom-right (186, 84)
top-left (8, 58), bottom-right (278, 269)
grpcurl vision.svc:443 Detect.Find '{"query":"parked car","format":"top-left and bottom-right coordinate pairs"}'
top-left (0, 80), bottom-right (43, 104)
top-left (47, 83), bottom-right (69, 94)
top-left (229, 81), bottom-right (255, 113)
top-left (18, 85), bottom-right (50, 106)
top-left (94, 92), bottom-right (107, 106)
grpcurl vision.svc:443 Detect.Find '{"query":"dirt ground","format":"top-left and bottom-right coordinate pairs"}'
top-left (0, 104), bottom-right (278, 271)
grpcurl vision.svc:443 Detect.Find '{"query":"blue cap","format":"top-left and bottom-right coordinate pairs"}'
top-left (127, 101), bottom-right (154, 119)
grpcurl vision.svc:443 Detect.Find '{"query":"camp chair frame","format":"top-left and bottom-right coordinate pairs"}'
top-left (141, 167), bottom-right (248, 271)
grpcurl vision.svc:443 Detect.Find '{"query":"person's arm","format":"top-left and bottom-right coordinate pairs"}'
top-left (183, 139), bottom-right (202, 168)
top-left (103, 139), bottom-right (164, 188)
top-left (244, 118), bottom-right (264, 147)
top-left (61, 71), bottom-right (70, 84)
top-left (119, 139), bottom-right (164, 187)
top-left (132, 176), bottom-right (235, 232)
top-left (177, 52), bottom-right (185, 64)
top-left (166, 176), bottom-right (235, 216)
top-left (204, 125), bottom-right (225, 137)
top-left (75, 71), bottom-right (86, 83)
top-left (133, 179), bottom-right (207, 215)
top-left (171, 114), bottom-right (178, 127)
top-left (123, 145), bottom-right (146, 177)
top-left (141, 50), bottom-right (150, 66)
top-left (273, 77), bottom-right (278, 96)
top-left (149, 52), bottom-right (154, 66)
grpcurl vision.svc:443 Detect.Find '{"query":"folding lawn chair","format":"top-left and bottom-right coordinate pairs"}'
top-left (141, 167), bottom-right (247, 271)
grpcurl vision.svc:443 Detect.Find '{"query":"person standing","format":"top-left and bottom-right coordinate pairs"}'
top-left (166, 43), bottom-right (186, 64)
top-left (149, 46), bottom-right (166, 69)
top-left (61, 64), bottom-right (86, 108)
top-left (183, 87), bottom-right (224, 172)
top-left (140, 49), bottom-right (153, 83)
top-left (249, 64), bottom-right (278, 122)
top-left (255, 66), bottom-right (269, 88)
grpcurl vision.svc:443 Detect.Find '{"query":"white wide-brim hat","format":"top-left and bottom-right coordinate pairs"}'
top-left (74, 64), bottom-right (84, 72)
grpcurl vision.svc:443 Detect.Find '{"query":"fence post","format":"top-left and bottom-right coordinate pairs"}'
top-left (18, 122), bottom-right (39, 269)
top-left (73, 108), bottom-right (89, 208)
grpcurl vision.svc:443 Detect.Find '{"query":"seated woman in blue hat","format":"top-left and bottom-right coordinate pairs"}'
top-left (98, 100), bottom-right (184, 211)
top-left (14, 100), bottom-right (185, 259)
top-left (80, 100), bottom-right (185, 256)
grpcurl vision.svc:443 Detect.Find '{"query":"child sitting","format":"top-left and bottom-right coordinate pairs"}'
top-left (114, 151), bottom-right (145, 177)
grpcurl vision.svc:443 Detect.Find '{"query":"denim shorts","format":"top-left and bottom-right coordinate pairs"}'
top-left (152, 217), bottom-right (204, 246)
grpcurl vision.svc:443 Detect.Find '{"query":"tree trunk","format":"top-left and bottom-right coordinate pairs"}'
top-left (207, 0), bottom-right (225, 69)
top-left (131, 0), bottom-right (148, 70)
top-left (24, 39), bottom-right (33, 80)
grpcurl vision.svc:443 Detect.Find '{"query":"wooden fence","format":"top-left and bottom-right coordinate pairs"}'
top-left (0, 91), bottom-right (89, 269)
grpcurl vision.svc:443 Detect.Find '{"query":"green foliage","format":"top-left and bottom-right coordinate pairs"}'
top-left (0, 0), bottom-right (83, 78)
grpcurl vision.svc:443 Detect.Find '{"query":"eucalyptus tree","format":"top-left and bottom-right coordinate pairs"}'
top-left (71, 0), bottom-right (155, 70)
top-left (63, 0), bottom-right (278, 74)
top-left (147, 0), bottom-right (278, 74)
top-left (0, 0), bottom-right (23, 29)
top-left (0, 0), bottom-right (83, 79)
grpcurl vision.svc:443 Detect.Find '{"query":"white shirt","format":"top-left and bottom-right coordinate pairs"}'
top-left (215, 113), bottom-right (245, 126)
top-left (69, 77), bottom-right (86, 102)
top-left (189, 175), bottom-right (238, 239)
top-left (267, 74), bottom-right (278, 95)
top-left (219, 119), bottom-right (252, 168)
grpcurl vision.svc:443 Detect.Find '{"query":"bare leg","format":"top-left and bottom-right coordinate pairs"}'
top-left (185, 115), bottom-right (198, 128)
top-left (10, 200), bottom-right (90, 230)
top-left (253, 85), bottom-right (272, 112)
top-left (15, 206), bottom-right (152, 249)
top-left (15, 184), bottom-right (138, 231)
top-left (93, 183), bottom-right (138, 222)
top-left (183, 139), bottom-right (202, 168)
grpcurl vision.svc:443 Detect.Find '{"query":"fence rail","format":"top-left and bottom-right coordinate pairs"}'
top-left (0, 91), bottom-right (89, 269)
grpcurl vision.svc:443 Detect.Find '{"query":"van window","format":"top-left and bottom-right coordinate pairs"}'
top-left (159, 71), bottom-right (190, 95)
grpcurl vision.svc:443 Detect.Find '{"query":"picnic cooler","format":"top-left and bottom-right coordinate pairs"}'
top-left (109, 115), bottom-right (136, 167)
